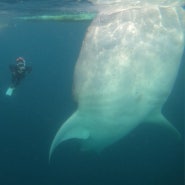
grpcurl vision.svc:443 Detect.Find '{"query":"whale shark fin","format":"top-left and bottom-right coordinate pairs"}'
top-left (49, 111), bottom-right (90, 161)
top-left (145, 112), bottom-right (181, 140)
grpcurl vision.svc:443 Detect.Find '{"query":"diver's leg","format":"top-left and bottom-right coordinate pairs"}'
top-left (11, 75), bottom-right (18, 88)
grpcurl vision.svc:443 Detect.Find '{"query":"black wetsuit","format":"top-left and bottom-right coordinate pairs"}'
top-left (9, 64), bottom-right (32, 88)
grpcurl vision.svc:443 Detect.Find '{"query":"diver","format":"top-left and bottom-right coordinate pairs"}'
top-left (6, 57), bottom-right (32, 96)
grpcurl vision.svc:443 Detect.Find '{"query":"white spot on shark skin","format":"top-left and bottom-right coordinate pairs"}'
top-left (49, 1), bottom-right (185, 159)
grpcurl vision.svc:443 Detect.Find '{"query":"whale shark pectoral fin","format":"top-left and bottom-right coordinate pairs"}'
top-left (145, 112), bottom-right (181, 140)
top-left (49, 112), bottom-right (90, 161)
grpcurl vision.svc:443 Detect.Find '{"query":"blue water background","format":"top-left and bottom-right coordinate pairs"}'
top-left (0, 1), bottom-right (184, 185)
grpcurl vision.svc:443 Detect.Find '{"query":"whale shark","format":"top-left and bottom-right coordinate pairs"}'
top-left (49, 0), bottom-right (185, 159)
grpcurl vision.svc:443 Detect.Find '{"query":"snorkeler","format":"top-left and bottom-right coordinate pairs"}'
top-left (6, 57), bottom-right (32, 96)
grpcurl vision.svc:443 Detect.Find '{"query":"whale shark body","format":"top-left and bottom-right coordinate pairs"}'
top-left (49, 0), bottom-right (185, 158)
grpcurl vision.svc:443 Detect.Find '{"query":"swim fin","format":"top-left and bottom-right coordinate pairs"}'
top-left (6, 87), bottom-right (15, 96)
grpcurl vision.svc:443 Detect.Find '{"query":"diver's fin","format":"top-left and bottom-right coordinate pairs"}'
top-left (6, 87), bottom-right (15, 96)
top-left (145, 112), bottom-right (181, 139)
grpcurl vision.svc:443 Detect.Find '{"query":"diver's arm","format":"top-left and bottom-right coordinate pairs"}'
top-left (26, 66), bottom-right (32, 73)
top-left (9, 64), bottom-right (16, 72)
